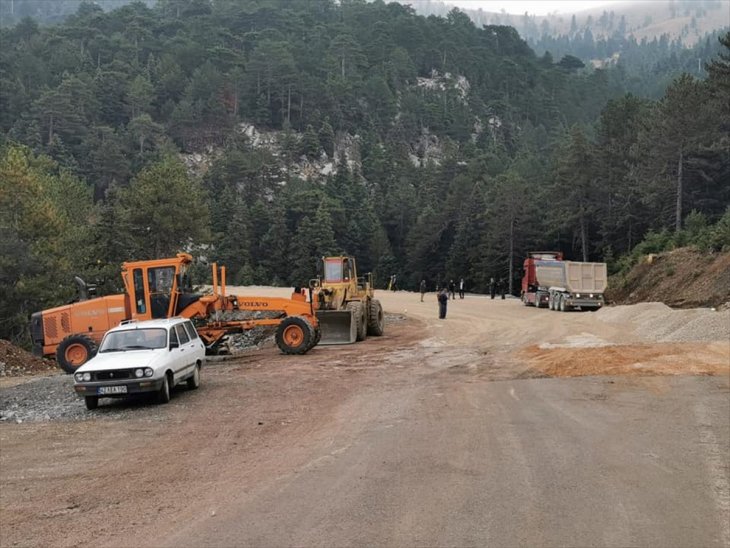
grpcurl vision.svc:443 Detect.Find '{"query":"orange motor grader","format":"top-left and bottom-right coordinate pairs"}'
top-left (31, 253), bottom-right (320, 373)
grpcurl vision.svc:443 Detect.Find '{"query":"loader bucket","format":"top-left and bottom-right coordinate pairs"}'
top-left (316, 310), bottom-right (357, 344)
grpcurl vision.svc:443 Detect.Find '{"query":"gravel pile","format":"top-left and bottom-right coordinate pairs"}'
top-left (385, 313), bottom-right (407, 323)
top-left (225, 327), bottom-right (276, 353)
top-left (0, 375), bottom-right (166, 423)
top-left (215, 310), bottom-right (284, 322)
top-left (597, 302), bottom-right (730, 342)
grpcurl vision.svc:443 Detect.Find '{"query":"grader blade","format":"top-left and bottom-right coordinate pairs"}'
top-left (316, 310), bottom-right (356, 344)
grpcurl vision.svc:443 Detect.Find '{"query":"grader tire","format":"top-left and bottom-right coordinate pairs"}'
top-left (367, 299), bottom-right (384, 336)
top-left (57, 334), bottom-right (97, 374)
top-left (276, 316), bottom-right (315, 355)
top-left (347, 302), bottom-right (367, 342)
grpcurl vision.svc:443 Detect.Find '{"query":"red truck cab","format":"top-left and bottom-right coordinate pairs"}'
top-left (521, 251), bottom-right (563, 307)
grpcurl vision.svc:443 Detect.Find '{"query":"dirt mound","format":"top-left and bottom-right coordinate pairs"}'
top-left (519, 342), bottom-right (729, 379)
top-left (607, 247), bottom-right (730, 308)
top-left (0, 340), bottom-right (58, 377)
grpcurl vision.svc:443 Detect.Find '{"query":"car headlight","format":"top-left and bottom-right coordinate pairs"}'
top-left (589, 293), bottom-right (594, 298)
top-left (576, 293), bottom-right (581, 298)
top-left (82, 372), bottom-right (91, 382)
top-left (144, 368), bottom-right (154, 377)
top-left (75, 373), bottom-right (84, 382)
top-left (135, 368), bottom-right (144, 378)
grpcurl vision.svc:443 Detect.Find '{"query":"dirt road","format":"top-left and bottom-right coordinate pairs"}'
top-left (1, 291), bottom-right (729, 547)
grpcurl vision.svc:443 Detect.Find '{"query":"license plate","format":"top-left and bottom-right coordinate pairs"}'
top-left (98, 385), bottom-right (127, 395)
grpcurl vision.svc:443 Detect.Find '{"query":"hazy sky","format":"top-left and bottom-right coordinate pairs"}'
top-left (442, 0), bottom-right (627, 16)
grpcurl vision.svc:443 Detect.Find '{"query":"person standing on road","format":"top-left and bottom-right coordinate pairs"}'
top-left (420, 279), bottom-right (427, 302)
top-left (438, 287), bottom-right (449, 319)
top-left (448, 279), bottom-right (456, 300)
top-left (489, 277), bottom-right (496, 300)
top-left (390, 274), bottom-right (397, 291)
top-left (459, 278), bottom-right (465, 299)
top-left (498, 278), bottom-right (506, 300)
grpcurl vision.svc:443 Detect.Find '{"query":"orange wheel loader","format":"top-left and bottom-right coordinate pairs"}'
top-left (31, 253), bottom-right (320, 373)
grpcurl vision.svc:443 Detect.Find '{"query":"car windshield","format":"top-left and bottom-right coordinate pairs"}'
top-left (99, 328), bottom-right (168, 352)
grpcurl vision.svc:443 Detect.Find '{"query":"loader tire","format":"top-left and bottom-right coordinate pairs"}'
top-left (276, 316), bottom-right (315, 355)
top-left (57, 334), bottom-right (97, 374)
top-left (367, 299), bottom-right (384, 336)
top-left (313, 327), bottom-right (322, 347)
top-left (347, 301), bottom-right (367, 342)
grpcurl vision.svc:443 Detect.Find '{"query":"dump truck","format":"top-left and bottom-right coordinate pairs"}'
top-left (309, 256), bottom-right (384, 344)
top-left (521, 251), bottom-right (607, 311)
top-left (31, 253), bottom-right (320, 373)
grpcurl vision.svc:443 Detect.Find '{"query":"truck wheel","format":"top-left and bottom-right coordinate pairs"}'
top-left (158, 373), bottom-right (171, 404)
top-left (367, 299), bottom-right (384, 336)
top-left (276, 316), bottom-right (315, 354)
top-left (187, 364), bottom-right (200, 390)
top-left (56, 335), bottom-right (98, 374)
top-left (84, 396), bottom-right (99, 410)
top-left (559, 296), bottom-right (566, 312)
top-left (347, 302), bottom-right (367, 341)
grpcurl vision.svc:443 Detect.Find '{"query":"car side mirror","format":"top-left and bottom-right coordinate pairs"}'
top-left (169, 341), bottom-right (179, 350)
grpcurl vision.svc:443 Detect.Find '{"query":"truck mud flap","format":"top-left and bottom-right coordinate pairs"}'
top-left (316, 310), bottom-right (357, 345)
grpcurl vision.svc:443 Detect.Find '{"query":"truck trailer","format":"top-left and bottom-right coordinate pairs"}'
top-left (521, 251), bottom-right (607, 311)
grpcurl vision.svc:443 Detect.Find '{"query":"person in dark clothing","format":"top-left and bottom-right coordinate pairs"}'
top-left (448, 279), bottom-right (456, 300)
top-left (498, 278), bottom-right (506, 299)
top-left (419, 279), bottom-right (427, 302)
top-left (489, 277), bottom-right (496, 300)
top-left (438, 287), bottom-right (449, 319)
top-left (459, 278), bottom-right (465, 299)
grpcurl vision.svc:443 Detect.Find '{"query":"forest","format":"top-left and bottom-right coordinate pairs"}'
top-left (0, 0), bottom-right (728, 344)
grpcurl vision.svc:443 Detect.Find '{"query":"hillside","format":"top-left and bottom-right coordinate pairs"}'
top-left (411, 0), bottom-right (730, 45)
top-left (607, 248), bottom-right (730, 308)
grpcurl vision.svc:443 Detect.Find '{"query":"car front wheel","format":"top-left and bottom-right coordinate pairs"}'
top-left (187, 364), bottom-right (200, 390)
top-left (84, 396), bottom-right (99, 410)
top-left (158, 374), bottom-right (171, 404)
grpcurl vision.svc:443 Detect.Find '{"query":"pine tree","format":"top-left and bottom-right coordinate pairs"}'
top-left (290, 204), bottom-right (337, 284)
top-left (300, 124), bottom-right (321, 159)
top-left (551, 126), bottom-right (597, 261)
top-left (634, 74), bottom-right (714, 232)
top-left (119, 156), bottom-right (210, 258)
top-left (318, 118), bottom-right (335, 158)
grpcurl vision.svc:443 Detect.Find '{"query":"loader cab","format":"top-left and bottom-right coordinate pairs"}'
top-left (323, 257), bottom-right (356, 285)
top-left (121, 253), bottom-right (195, 321)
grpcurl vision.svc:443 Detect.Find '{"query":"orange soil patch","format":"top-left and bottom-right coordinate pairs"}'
top-left (518, 342), bottom-right (730, 378)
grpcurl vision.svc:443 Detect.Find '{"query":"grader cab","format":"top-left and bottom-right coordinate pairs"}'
top-left (31, 254), bottom-right (320, 373)
top-left (310, 256), bottom-right (384, 344)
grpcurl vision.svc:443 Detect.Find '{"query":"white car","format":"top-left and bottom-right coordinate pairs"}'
top-left (73, 317), bottom-right (206, 410)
